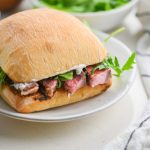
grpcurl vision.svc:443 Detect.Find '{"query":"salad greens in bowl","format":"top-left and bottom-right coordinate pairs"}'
top-left (39, 0), bottom-right (131, 13)
top-left (32, 0), bottom-right (138, 31)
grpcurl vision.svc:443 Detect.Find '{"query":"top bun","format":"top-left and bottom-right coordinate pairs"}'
top-left (0, 8), bottom-right (107, 82)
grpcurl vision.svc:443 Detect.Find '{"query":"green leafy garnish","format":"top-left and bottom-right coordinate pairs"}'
top-left (0, 68), bottom-right (6, 87)
top-left (55, 71), bottom-right (73, 88)
top-left (58, 71), bottom-right (73, 81)
top-left (104, 27), bottom-right (125, 43)
top-left (55, 77), bottom-right (62, 88)
top-left (92, 52), bottom-right (136, 77)
top-left (122, 52), bottom-right (136, 71)
top-left (33, 5), bottom-right (39, 9)
top-left (91, 63), bottom-right (108, 74)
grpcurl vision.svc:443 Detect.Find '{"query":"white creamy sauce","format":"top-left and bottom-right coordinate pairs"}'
top-left (75, 64), bottom-right (86, 75)
top-left (31, 79), bottom-right (37, 82)
top-left (51, 64), bottom-right (86, 76)
top-left (13, 83), bottom-right (32, 90)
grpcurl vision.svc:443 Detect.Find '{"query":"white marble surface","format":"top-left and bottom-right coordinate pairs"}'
top-left (0, 29), bottom-right (148, 149)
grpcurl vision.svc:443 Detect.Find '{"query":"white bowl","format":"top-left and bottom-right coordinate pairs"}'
top-left (32, 0), bottom-right (139, 31)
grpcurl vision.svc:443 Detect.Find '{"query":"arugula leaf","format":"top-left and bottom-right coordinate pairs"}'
top-left (112, 66), bottom-right (122, 77)
top-left (114, 56), bottom-right (120, 67)
top-left (92, 63), bottom-right (107, 74)
top-left (55, 71), bottom-right (73, 88)
top-left (0, 68), bottom-right (6, 87)
top-left (58, 71), bottom-right (73, 81)
top-left (92, 52), bottom-right (136, 77)
top-left (122, 52), bottom-right (136, 71)
top-left (104, 27), bottom-right (125, 43)
top-left (56, 78), bottom-right (62, 88)
top-left (107, 56), bottom-right (113, 65)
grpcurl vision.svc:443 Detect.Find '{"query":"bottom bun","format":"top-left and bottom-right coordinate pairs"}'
top-left (0, 80), bottom-right (112, 113)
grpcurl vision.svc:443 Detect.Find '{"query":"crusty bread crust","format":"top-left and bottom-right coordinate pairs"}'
top-left (0, 8), bottom-right (106, 82)
top-left (0, 80), bottom-right (112, 113)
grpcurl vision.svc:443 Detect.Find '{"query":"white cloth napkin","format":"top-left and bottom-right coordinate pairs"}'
top-left (137, 33), bottom-right (150, 98)
top-left (136, 0), bottom-right (150, 98)
top-left (103, 0), bottom-right (150, 149)
top-left (104, 101), bottom-right (150, 150)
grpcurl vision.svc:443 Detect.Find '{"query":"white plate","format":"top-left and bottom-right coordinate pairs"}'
top-left (0, 31), bottom-right (136, 122)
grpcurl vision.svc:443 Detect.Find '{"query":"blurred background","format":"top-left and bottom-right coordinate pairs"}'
top-left (0, 0), bottom-right (139, 31)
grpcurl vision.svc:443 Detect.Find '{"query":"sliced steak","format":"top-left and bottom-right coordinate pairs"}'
top-left (13, 82), bottom-right (39, 96)
top-left (64, 73), bottom-right (86, 94)
top-left (86, 66), bottom-right (111, 87)
top-left (42, 79), bottom-right (57, 98)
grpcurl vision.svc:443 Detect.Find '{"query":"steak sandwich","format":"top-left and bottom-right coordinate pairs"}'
top-left (0, 9), bottom-right (112, 113)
